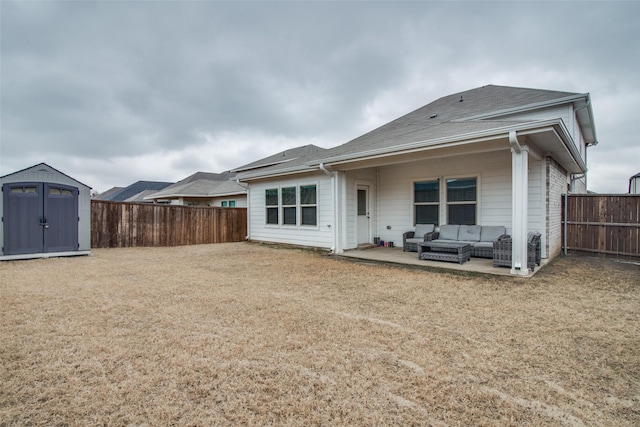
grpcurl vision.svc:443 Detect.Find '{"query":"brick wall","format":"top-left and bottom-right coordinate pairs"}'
top-left (546, 157), bottom-right (568, 258)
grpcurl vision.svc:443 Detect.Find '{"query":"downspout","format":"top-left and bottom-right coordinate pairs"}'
top-left (236, 179), bottom-right (250, 240)
top-left (319, 163), bottom-right (339, 253)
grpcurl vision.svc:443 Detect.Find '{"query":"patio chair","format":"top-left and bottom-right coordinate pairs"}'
top-left (402, 223), bottom-right (436, 252)
top-left (492, 232), bottom-right (541, 271)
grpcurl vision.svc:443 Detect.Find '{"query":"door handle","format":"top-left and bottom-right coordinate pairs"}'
top-left (40, 217), bottom-right (49, 229)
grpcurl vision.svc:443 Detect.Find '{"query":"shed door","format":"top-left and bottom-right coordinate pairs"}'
top-left (3, 182), bottom-right (79, 255)
top-left (44, 183), bottom-right (79, 252)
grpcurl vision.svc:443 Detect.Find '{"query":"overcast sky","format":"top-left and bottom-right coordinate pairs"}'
top-left (1, 1), bottom-right (638, 194)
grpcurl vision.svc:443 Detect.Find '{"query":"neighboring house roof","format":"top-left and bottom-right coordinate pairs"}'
top-left (93, 186), bottom-right (124, 200)
top-left (232, 144), bottom-right (328, 173)
top-left (124, 190), bottom-right (158, 203)
top-left (144, 171), bottom-right (246, 200)
top-left (237, 85), bottom-right (596, 180)
top-left (97, 181), bottom-right (173, 201)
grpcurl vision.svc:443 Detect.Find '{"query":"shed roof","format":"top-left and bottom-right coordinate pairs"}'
top-left (0, 162), bottom-right (91, 189)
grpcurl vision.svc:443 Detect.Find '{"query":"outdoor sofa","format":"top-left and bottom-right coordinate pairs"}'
top-left (423, 224), bottom-right (508, 258)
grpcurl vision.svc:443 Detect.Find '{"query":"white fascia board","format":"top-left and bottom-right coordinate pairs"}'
top-left (206, 191), bottom-right (247, 197)
top-left (309, 121), bottom-right (543, 166)
top-left (518, 119), bottom-right (587, 173)
top-left (231, 157), bottom-right (299, 173)
top-left (458, 93), bottom-right (589, 122)
top-left (144, 192), bottom-right (208, 199)
top-left (236, 165), bottom-right (318, 182)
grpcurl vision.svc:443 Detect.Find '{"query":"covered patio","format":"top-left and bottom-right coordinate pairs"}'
top-left (338, 245), bottom-right (547, 277)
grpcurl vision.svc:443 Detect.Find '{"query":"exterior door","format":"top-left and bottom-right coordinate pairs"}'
top-left (3, 182), bottom-right (78, 255)
top-left (357, 185), bottom-right (370, 244)
top-left (44, 183), bottom-right (79, 252)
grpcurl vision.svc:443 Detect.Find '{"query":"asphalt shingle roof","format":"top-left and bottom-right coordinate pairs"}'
top-left (145, 171), bottom-right (245, 199)
top-left (237, 85), bottom-right (587, 180)
top-left (99, 181), bottom-right (173, 201)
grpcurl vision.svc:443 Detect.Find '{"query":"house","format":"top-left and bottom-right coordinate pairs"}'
top-left (94, 180), bottom-right (173, 202)
top-left (0, 163), bottom-right (92, 260)
top-left (235, 85), bottom-right (598, 275)
top-left (143, 171), bottom-right (247, 207)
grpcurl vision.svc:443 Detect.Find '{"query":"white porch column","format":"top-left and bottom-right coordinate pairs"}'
top-left (333, 171), bottom-right (345, 254)
top-left (511, 142), bottom-right (530, 275)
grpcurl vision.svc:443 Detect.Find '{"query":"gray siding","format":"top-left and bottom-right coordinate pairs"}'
top-left (0, 164), bottom-right (91, 255)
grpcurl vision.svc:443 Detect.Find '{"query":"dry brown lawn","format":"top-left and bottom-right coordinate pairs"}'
top-left (1, 243), bottom-right (638, 426)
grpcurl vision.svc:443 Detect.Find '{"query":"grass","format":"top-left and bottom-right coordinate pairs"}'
top-left (1, 243), bottom-right (638, 425)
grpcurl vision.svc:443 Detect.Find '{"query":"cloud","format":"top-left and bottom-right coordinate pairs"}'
top-left (1, 1), bottom-right (638, 193)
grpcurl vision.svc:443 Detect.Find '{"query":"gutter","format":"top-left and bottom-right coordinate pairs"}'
top-left (311, 120), bottom-right (562, 167)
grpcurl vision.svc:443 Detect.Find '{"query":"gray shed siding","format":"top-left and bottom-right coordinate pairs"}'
top-left (0, 163), bottom-right (91, 257)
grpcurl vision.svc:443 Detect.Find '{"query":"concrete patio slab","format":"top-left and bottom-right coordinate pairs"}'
top-left (337, 246), bottom-right (546, 277)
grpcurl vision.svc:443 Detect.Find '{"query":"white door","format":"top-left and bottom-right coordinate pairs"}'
top-left (357, 185), bottom-right (370, 244)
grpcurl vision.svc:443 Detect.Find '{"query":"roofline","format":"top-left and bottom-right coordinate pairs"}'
top-left (238, 119), bottom-right (588, 181)
top-left (144, 190), bottom-right (247, 200)
top-left (231, 158), bottom-right (297, 173)
top-left (310, 121), bottom-right (557, 166)
top-left (460, 91), bottom-right (598, 146)
top-left (459, 93), bottom-right (589, 122)
top-left (236, 164), bottom-right (316, 182)
top-left (0, 162), bottom-right (92, 189)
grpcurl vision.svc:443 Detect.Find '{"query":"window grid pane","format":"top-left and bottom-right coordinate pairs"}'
top-left (446, 178), bottom-right (476, 202)
top-left (266, 207), bottom-right (278, 224)
top-left (266, 189), bottom-right (278, 206)
top-left (300, 185), bottom-right (316, 205)
top-left (301, 207), bottom-right (317, 225)
top-left (414, 181), bottom-right (439, 203)
top-left (282, 187), bottom-right (296, 206)
top-left (283, 207), bottom-right (296, 225)
top-left (415, 205), bottom-right (439, 225)
top-left (448, 204), bottom-right (476, 225)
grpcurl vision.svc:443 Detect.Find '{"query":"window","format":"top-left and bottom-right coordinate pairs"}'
top-left (221, 200), bottom-right (236, 208)
top-left (282, 187), bottom-right (297, 225)
top-left (266, 189), bottom-right (279, 224)
top-left (221, 201), bottom-right (228, 207)
top-left (265, 184), bottom-right (318, 226)
top-left (446, 177), bottom-right (476, 225)
top-left (300, 185), bottom-right (317, 226)
top-left (414, 180), bottom-right (439, 225)
top-left (229, 200), bottom-right (236, 207)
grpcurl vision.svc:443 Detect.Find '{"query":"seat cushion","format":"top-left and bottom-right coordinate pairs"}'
top-left (414, 223), bottom-right (435, 237)
top-left (458, 225), bottom-right (481, 242)
top-left (406, 238), bottom-right (426, 244)
top-left (438, 224), bottom-right (460, 240)
top-left (480, 226), bottom-right (507, 242)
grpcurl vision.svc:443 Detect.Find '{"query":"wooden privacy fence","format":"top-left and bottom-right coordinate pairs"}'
top-left (91, 200), bottom-right (247, 248)
top-left (562, 194), bottom-right (639, 259)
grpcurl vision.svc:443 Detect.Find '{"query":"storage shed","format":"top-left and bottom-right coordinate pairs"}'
top-left (1, 163), bottom-right (91, 260)
top-left (629, 172), bottom-right (640, 194)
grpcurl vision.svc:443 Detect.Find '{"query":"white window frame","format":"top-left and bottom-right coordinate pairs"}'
top-left (263, 183), bottom-right (319, 228)
top-left (265, 188), bottom-right (279, 226)
top-left (413, 179), bottom-right (440, 226)
top-left (299, 183), bottom-right (318, 227)
top-left (445, 175), bottom-right (478, 225)
top-left (281, 186), bottom-right (297, 227)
